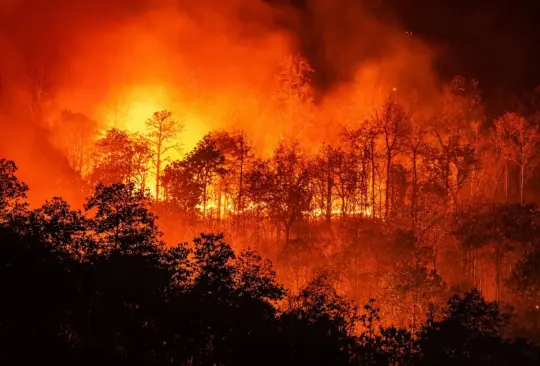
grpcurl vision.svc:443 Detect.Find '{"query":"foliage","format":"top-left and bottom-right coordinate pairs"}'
top-left (1, 158), bottom-right (540, 365)
top-left (89, 129), bottom-right (151, 189)
top-left (84, 183), bottom-right (162, 256)
top-left (162, 133), bottom-right (227, 217)
top-left (0, 159), bottom-right (28, 224)
top-left (508, 249), bottom-right (540, 307)
top-left (417, 289), bottom-right (521, 365)
top-left (381, 263), bottom-right (448, 330)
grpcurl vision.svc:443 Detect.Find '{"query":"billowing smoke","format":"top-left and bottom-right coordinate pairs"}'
top-left (0, 0), bottom-right (439, 204)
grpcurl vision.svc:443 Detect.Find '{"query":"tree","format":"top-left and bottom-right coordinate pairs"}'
top-left (417, 289), bottom-right (514, 365)
top-left (246, 141), bottom-right (312, 245)
top-left (452, 203), bottom-right (540, 301)
top-left (428, 76), bottom-right (482, 208)
top-left (180, 134), bottom-right (227, 219)
top-left (404, 120), bottom-right (428, 230)
top-left (200, 130), bottom-right (254, 222)
top-left (281, 275), bottom-right (358, 366)
top-left (84, 183), bottom-right (162, 256)
top-left (480, 124), bottom-right (508, 201)
top-left (372, 99), bottom-right (410, 217)
top-left (426, 130), bottom-right (477, 209)
top-left (381, 263), bottom-right (447, 331)
top-left (145, 110), bottom-right (183, 201)
top-left (508, 249), bottom-right (540, 309)
top-left (89, 129), bottom-right (151, 189)
top-left (49, 110), bottom-right (98, 175)
top-left (161, 160), bottom-right (204, 215)
top-left (492, 112), bottom-right (540, 204)
top-left (0, 159), bottom-right (28, 224)
top-left (357, 299), bottom-right (418, 365)
top-left (25, 197), bottom-right (89, 260)
top-left (346, 122), bottom-right (380, 217)
top-left (329, 146), bottom-right (359, 218)
top-left (310, 144), bottom-right (337, 223)
top-left (166, 234), bottom-right (287, 366)
top-left (310, 144), bottom-right (359, 222)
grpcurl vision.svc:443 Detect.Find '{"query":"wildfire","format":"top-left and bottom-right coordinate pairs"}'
top-left (101, 84), bottom-right (209, 153)
top-left (95, 84), bottom-right (215, 197)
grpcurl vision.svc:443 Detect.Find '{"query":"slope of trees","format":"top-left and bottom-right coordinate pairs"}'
top-left (1, 159), bottom-right (539, 365)
top-left (68, 68), bottom-right (540, 332)
top-left (14, 51), bottom-right (540, 363)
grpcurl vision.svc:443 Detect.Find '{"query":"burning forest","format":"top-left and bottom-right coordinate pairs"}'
top-left (2, 0), bottom-right (540, 364)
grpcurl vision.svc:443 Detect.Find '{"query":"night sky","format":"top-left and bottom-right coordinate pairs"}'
top-left (274, 0), bottom-right (540, 116)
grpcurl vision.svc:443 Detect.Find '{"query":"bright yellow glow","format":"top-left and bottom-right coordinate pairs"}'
top-left (97, 83), bottom-right (212, 197)
top-left (101, 84), bottom-right (210, 155)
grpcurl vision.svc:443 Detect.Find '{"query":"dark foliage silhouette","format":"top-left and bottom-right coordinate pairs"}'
top-left (1, 159), bottom-right (539, 365)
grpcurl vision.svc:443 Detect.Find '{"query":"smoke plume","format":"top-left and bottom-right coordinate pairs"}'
top-left (0, 0), bottom-right (439, 204)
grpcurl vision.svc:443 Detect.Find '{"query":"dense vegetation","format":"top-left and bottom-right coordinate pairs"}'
top-left (45, 71), bottom-right (540, 334)
top-left (1, 158), bottom-right (540, 365)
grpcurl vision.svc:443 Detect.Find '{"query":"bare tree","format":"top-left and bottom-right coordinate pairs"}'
top-left (145, 110), bottom-right (184, 201)
top-left (346, 124), bottom-right (380, 218)
top-left (373, 100), bottom-right (410, 218)
top-left (205, 130), bottom-right (254, 224)
top-left (492, 112), bottom-right (540, 204)
top-left (404, 120), bottom-right (427, 230)
top-left (49, 110), bottom-right (98, 176)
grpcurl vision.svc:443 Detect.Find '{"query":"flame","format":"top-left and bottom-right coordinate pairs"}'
top-left (95, 83), bottom-right (212, 196)
top-left (101, 84), bottom-right (208, 154)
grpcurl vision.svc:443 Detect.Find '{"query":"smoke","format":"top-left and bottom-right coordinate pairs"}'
top-left (0, 0), bottom-right (440, 204)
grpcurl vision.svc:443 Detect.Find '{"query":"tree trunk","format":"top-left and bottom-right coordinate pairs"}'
top-left (155, 138), bottom-right (162, 202)
top-left (155, 155), bottom-right (161, 201)
top-left (385, 151), bottom-right (391, 218)
top-left (411, 150), bottom-right (418, 231)
top-left (504, 163), bottom-right (508, 202)
top-left (361, 154), bottom-right (368, 214)
top-left (520, 163), bottom-right (525, 205)
top-left (326, 172), bottom-right (332, 224)
top-left (496, 241), bottom-right (501, 302)
top-left (217, 178), bottom-right (222, 222)
top-left (238, 153), bottom-right (244, 228)
top-left (370, 140), bottom-right (376, 217)
top-left (202, 183), bottom-right (207, 219)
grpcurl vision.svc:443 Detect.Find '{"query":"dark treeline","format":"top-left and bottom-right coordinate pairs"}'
top-left (1, 158), bottom-right (540, 365)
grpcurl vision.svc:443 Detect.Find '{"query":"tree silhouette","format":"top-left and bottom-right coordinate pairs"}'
top-left (206, 130), bottom-right (254, 222)
top-left (176, 134), bottom-right (227, 219)
top-left (492, 112), bottom-right (540, 204)
top-left (247, 141), bottom-right (312, 245)
top-left (84, 183), bottom-right (162, 256)
top-left (281, 275), bottom-right (358, 366)
top-left (90, 129), bottom-right (151, 190)
top-left (4, 124), bottom-right (540, 366)
top-left (161, 160), bottom-right (204, 215)
top-left (145, 110), bottom-right (183, 201)
top-left (373, 99), bottom-right (410, 218)
top-left (0, 159), bottom-right (28, 225)
top-left (417, 289), bottom-right (523, 365)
